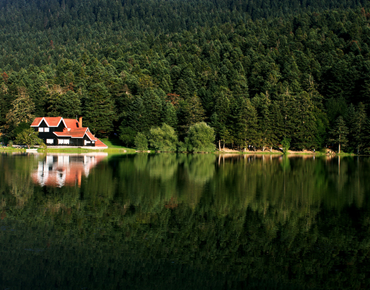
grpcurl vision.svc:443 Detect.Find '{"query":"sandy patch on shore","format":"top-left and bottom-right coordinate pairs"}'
top-left (218, 148), bottom-right (318, 154)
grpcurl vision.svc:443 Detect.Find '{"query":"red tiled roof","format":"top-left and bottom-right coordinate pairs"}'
top-left (86, 131), bottom-right (98, 141)
top-left (31, 116), bottom-right (108, 149)
top-left (54, 128), bottom-right (88, 138)
top-left (31, 117), bottom-right (63, 127)
top-left (64, 119), bottom-right (80, 129)
top-left (31, 117), bottom-right (43, 126)
top-left (94, 139), bottom-right (108, 148)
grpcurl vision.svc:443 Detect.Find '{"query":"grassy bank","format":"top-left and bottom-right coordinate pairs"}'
top-left (0, 147), bottom-right (26, 153)
top-left (35, 138), bottom-right (136, 154)
top-left (38, 147), bottom-right (136, 154)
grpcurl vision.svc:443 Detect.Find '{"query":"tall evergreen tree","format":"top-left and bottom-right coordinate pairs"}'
top-left (329, 116), bottom-right (349, 153)
top-left (353, 102), bottom-right (367, 154)
top-left (83, 83), bottom-right (116, 136)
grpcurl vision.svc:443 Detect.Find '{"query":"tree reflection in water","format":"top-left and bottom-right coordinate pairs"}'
top-left (0, 153), bottom-right (369, 289)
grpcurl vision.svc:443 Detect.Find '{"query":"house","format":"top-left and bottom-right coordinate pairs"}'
top-left (31, 117), bottom-right (108, 149)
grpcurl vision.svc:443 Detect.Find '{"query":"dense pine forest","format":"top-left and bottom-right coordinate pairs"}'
top-left (2, 0), bottom-right (370, 152)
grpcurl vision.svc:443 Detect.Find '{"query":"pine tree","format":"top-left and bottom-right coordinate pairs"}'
top-left (329, 116), bottom-right (349, 153)
top-left (162, 102), bottom-right (178, 129)
top-left (291, 91), bottom-right (317, 150)
top-left (83, 83), bottom-right (116, 136)
top-left (234, 98), bottom-right (258, 150)
top-left (353, 102), bottom-right (367, 154)
top-left (252, 92), bottom-right (274, 151)
top-left (178, 95), bottom-right (205, 137)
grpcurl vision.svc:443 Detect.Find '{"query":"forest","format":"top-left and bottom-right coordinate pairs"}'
top-left (1, 0), bottom-right (370, 152)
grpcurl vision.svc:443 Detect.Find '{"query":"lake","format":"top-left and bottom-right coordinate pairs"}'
top-left (0, 153), bottom-right (369, 289)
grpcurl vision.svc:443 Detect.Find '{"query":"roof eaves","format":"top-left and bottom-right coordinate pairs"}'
top-left (30, 117), bottom-right (44, 127)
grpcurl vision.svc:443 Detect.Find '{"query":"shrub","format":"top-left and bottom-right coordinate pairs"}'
top-left (149, 123), bottom-right (178, 152)
top-left (134, 132), bottom-right (148, 151)
top-left (119, 127), bottom-right (136, 147)
top-left (15, 128), bottom-right (43, 149)
top-left (281, 137), bottom-right (291, 154)
top-left (187, 122), bottom-right (215, 152)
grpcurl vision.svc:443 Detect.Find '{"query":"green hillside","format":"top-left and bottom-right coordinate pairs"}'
top-left (1, 0), bottom-right (370, 152)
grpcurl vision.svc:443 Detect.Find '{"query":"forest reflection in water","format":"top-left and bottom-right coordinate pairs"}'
top-left (0, 153), bottom-right (370, 289)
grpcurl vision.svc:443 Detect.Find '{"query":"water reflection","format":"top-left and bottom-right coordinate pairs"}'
top-left (31, 153), bottom-right (108, 187)
top-left (1, 153), bottom-right (370, 289)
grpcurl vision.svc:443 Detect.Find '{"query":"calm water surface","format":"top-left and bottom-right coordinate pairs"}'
top-left (0, 153), bottom-right (370, 289)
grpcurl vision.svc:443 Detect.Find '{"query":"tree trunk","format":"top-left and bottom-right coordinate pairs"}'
top-left (218, 140), bottom-right (221, 151)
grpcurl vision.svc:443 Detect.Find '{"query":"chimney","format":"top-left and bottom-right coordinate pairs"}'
top-left (79, 117), bottom-right (83, 128)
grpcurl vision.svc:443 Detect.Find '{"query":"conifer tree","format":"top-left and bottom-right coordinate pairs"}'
top-left (353, 102), bottom-right (367, 154)
top-left (162, 102), bottom-right (178, 129)
top-left (178, 95), bottom-right (205, 137)
top-left (84, 83), bottom-right (116, 136)
top-left (234, 98), bottom-right (258, 150)
top-left (329, 116), bottom-right (349, 153)
top-left (252, 92), bottom-right (274, 151)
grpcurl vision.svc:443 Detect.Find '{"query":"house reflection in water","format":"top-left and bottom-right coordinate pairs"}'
top-left (32, 153), bottom-right (108, 187)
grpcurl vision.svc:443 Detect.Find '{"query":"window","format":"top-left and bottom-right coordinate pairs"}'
top-left (44, 128), bottom-right (50, 132)
top-left (58, 139), bottom-right (70, 145)
top-left (46, 139), bottom-right (54, 144)
top-left (38, 127), bottom-right (44, 132)
top-left (84, 140), bottom-right (91, 145)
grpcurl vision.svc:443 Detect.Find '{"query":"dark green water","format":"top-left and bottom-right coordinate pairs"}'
top-left (1, 153), bottom-right (370, 290)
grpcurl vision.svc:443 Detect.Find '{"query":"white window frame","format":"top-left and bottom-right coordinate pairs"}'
top-left (44, 127), bottom-right (50, 132)
top-left (38, 127), bottom-right (44, 132)
top-left (58, 139), bottom-right (70, 145)
top-left (46, 139), bottom-right (54, 144)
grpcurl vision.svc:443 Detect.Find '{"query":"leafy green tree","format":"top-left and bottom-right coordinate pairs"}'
top-left (119, 127), bottom-right (136, 147)
top-left (329, 116), bottom-right (349, 153)
top-left (281, 137), bottom-right (291, 154)
top-left (149, 124), bottom-right (178, 152)
top-left (15, 128), bottom-right (43, 149)
top-left (187, 122), bottom-right (215, 152)
top-left (6, 87), bottom-right (35, 127)
top-left (134, 132), bottom-right (148, 151)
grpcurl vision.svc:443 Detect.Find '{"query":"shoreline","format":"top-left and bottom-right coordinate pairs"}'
top-left (0, 147), bottom-right (357, 156)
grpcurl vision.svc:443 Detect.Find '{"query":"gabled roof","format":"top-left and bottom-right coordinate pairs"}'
top-left (64, 119), bottom-right (80, 129)
top-left (85, 131), bottom-right (98, 141)
top-left (54, 128), bottom-right (90, 138)
top-left (31, 117), bottom-right (65, 127)
top-left (53, 128), bottom-right (100, 142)
top-left (31, 116), bottom-right (108, 148)
top-left (94, 139), bottom-right (108, 148)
